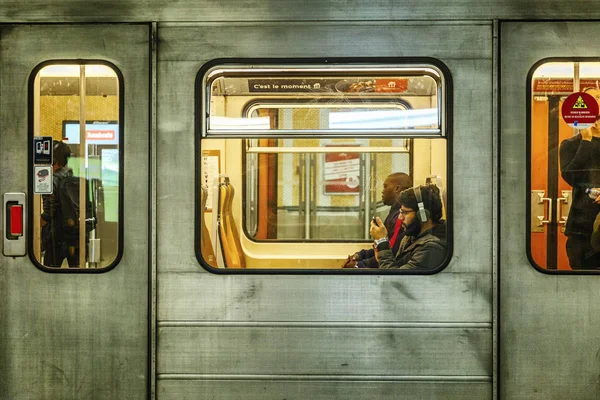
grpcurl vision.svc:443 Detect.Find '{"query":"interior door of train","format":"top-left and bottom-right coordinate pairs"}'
top-left (0, 25), bottom-right (150, 399)
top-left (530, 94), bottom-right (572, 270)
top-left (501, 22), bottom-right (600, 399)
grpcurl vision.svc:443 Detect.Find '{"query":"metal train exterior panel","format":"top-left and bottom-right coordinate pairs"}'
top-left (0, 2), bottom-right (599, 399)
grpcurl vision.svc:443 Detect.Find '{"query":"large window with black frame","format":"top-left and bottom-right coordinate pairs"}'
top-left (198, 61), bottom-right (450, 272)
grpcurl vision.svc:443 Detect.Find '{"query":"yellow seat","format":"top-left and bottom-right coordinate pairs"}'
top-left (200, 185), bottom-right (217, 267)
top-left (218, 180), bottom-right (245, 268)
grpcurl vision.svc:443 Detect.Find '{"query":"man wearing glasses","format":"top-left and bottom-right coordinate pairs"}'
top-left (369, 184), bottom-right (446, 270)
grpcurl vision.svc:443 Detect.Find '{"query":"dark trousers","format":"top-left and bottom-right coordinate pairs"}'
top-left (566, 234), bottom-right (600, 269)
top-left (43, 240), bottom-right (80, 268)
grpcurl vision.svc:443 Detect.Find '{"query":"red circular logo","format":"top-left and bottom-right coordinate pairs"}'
top-left (561, 92), bottom-right (600, 129)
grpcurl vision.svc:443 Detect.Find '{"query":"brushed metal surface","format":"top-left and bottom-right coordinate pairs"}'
top-left (157, 380), bottom-right (492, 400)
top-left (0, 1), bottom-right (600, 22)
top-left (492, 19), bottom-right (499, 400)
top-left (157, 23), bottom-right (493, 273)
top-left (0, 24), bottom-right (150, 399)
top-left (150, 21), bottom-right (159, 400)
top-left (500, 21), bottom-right (600, 400)
top-left (158, 272), bottom-right (491, 322)
top-left (158, 326), bottom-right (491, 375)
top-left (156, 22), bottom-right (493, 399)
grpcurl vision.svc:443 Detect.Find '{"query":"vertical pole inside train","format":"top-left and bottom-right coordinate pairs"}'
top-left (547, 97), bottom-right (559, 269)
top-left (79, 65), bottom-right (87, 268)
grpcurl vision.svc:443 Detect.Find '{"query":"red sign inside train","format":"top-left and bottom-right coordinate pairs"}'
top-left (87, 130), bottom-right (115, 140)
top-left (324, 144), bottom-right (360, 194)
top-left (561, 92), bottom-right (599, 129)
top-left (374, 79), bottom-right (408, 93)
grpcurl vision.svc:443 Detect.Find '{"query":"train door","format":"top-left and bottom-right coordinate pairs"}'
top-left (501, 22), bottom-right (600, 399)
top-left (530, 95), bottom-right (572, 270)
top-left (0, 25), bottom-right (150, 399)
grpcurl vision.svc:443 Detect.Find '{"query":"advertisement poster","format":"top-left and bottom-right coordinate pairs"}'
top-left (202, 150), bottom-right (220, 210)
top-left (324, 144), bottom-right (361, 194)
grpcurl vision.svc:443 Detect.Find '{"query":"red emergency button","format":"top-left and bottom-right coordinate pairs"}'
top-left (10, 204), bottom-right (23, 236)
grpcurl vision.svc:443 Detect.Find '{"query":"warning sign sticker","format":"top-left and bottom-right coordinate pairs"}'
top-left (561, 92), bottom-right (600, 129)
top-left (34, 166), bottom-right (53, 194)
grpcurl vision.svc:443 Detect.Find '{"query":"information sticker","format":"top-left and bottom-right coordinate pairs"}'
top-left (561, 92), bottom-right (600, 129)
top-left (33, 136), bottom-right (53, 164)
top-left (34, 166), bottom-right (53, 194)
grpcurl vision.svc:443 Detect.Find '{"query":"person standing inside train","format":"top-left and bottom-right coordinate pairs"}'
top-left (342, 172), bottom-right (412, 268)
top-left (369, 184), bottom-right (446, 270)
top-left (560, 87), bottom-right (600, 269)
top-left (40, 140), bottom-right (80, 268)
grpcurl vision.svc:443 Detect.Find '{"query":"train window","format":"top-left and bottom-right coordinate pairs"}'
top-left (528, 60), bottom-right (600, 272)
top-left (30, 62), bottom-right (122, 271)
top-left (198, 60), bottom-right (451, 272)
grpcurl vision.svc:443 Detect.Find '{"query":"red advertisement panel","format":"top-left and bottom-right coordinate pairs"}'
top-left (324, 145), bottom-right (360, 194)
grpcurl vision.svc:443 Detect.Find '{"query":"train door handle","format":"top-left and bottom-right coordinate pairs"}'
top-left (3, 192), bottom-right (27, 257)
top-left (556, 190), bottom-right (572, 232)
top-left (539, 197), bottom-right (553, 224)
top-left (531, 190), bottom-right (552, 232)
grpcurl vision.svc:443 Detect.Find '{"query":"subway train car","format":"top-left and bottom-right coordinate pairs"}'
top-left (1, 1), bottom-right (600, 399)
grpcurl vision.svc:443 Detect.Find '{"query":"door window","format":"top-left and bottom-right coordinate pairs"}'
top-left (30, 62), bottom-right (122, 271)
top-left (528, 59), bottom-right (600, 271)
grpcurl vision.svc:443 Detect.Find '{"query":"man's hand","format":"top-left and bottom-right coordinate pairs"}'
top-left (342, 253), bottom-right (359, 268)
top-left (581, 127), bottom-right (593, 141)
top-left (370, 217), bottom-right (387, 240)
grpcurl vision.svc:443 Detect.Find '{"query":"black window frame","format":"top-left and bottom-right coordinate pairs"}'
top-left (28, 59), bottom-right (125, 273)
top-left (526, 57), bottom-right (600, 274)
top-left (195, 57), bottom-right (453, 275)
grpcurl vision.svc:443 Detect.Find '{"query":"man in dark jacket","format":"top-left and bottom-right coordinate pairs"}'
top-left (559, 88), bottom-right (600, 269)
top-left (370, 184), bottom-right (446, 270)
top-left (342, 172), bottom-right (412, 268)
top-left (591, 212), bottom-right (600, 252)
top-left (41, 140), bottom-right (80, 268)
